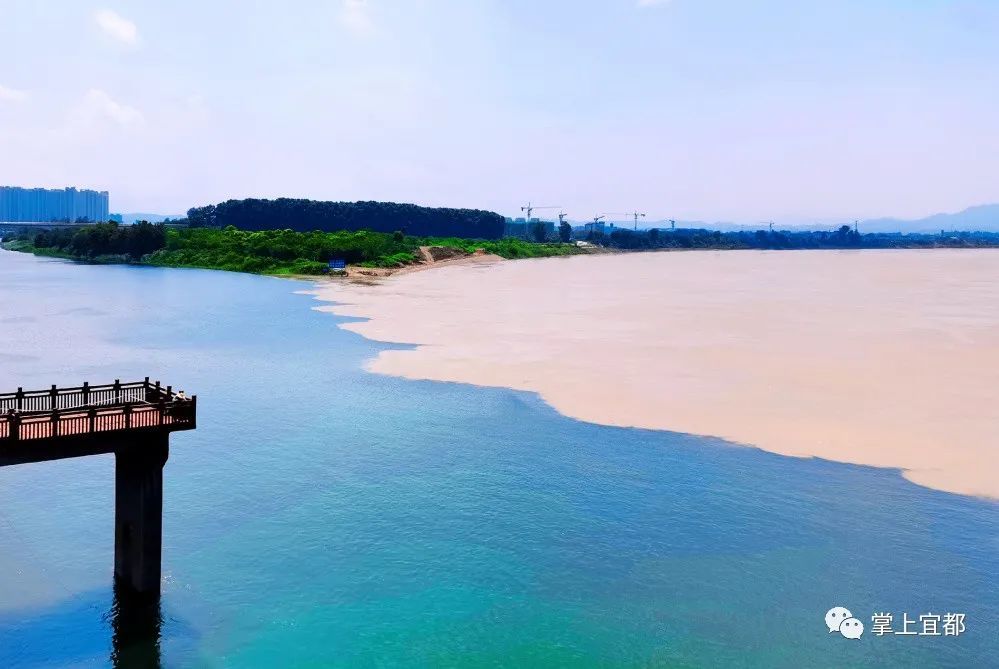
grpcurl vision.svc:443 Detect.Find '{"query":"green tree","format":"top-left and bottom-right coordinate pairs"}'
top-left (559, 221), bottom-right (572, 243)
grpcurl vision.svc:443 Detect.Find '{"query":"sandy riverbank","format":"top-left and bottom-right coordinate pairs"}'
top-left (339, 246), bottom-right (506, 282)
top-left (310, 249), bottom-right (999, 499)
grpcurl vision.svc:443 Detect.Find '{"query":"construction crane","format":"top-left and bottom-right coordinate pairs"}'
top-left (599, 213), bottom-right (631, 231)
top-left (631, 211), bottom-right (647, 231)
top-left (580, 215), bottom-right (607, 240)
top-left (521, 202), bottom-right (561, 220)
top-left (557, 211), bottom-right (569, 224)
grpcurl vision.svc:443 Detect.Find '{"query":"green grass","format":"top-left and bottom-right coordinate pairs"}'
top-left (358, 252), bottom-right (419, 268)
top-left (2, 240), bottom-right (74, 259)
top-left (420, 237), bottom-right (580, 260)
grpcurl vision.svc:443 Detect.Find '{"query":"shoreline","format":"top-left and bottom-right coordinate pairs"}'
top-left (339, 247), bottom-right (508, 281)
top-left (8, 227), bottom-right (999, 284)
top-left (311, 248), bottom-right (999, 500)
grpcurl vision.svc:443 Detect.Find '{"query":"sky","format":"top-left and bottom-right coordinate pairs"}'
top-left (1, 0), bottom-right (998, 223)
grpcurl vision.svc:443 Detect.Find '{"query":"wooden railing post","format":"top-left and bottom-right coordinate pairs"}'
top-left (158, 400), bottom-right (165, 426)
top-left (114, 379), bottom-right (121, 405)
top-left (89, 408), bottom-right (96, 433)
top-left (83, 381), bottom-right (90, 406)
top-left (15, 388), bottom-right (23, 411)
top-left (124, 404), bottom-right (132, 430)
top-left (50, 385), bottom-right (57, 410)
top-left (10, 413), bottom-right (20, 442)
top-left (52, 409), bottom-right (60, 437)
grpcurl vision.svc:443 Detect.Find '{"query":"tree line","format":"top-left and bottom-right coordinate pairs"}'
top-left (24, 222), bottom-right (166, 258)
top-left (591, 225), bottom-right (999, 250)
top-left (186, 199), bottom-right (507, 239)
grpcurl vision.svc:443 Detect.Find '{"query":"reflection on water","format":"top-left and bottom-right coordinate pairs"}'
top-left (0, 584), bottom-right (178, 669)
top-left (107, 584), bottom-right (161, 669)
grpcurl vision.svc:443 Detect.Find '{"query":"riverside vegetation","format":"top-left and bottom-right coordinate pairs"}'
top-left (2, 222), bottom-right (579, 275)
top-left (587, 224), bottom-right (999, 249)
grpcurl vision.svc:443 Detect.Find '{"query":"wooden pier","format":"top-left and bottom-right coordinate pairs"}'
top-left (0, 379), bottom-right (196, 595)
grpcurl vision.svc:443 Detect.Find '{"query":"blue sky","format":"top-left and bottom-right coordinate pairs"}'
top-left (1, 0), bottom-right (997, 222)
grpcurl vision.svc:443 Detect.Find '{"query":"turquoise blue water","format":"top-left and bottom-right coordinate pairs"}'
top-left (0, 250), bottom-right (995, 667)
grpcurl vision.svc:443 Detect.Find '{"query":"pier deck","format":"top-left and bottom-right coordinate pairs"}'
top-left (0, 378), bottom-right (197, 594)
top-left (0, 378), bottom-right (195, 466)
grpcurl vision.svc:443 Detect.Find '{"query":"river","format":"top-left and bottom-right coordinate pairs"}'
top-left (0, 249), bottom-right (995, 667)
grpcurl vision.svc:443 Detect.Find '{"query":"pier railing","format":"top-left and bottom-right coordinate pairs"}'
top-left (0, 378), bottom-right (195, 442)
top-left (0, 377), bottom-right (199, 596)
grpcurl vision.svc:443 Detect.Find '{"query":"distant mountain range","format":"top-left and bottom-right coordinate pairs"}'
top-left (858, 204), bottom-right (999, 233)
top-left (619, 204), bottom-right (999, 233)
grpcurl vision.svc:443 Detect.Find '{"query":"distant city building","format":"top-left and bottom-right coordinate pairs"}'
top-left (0, 186), bottom-right (109, 223)
top-left (533, 221), bottom-right (556, 241)
top-left (109, 213), bottom-right (124, 223)
top-left (504, 216), bottom-right (555, 240)
top-left (504, 217), bottom-right (528, 238)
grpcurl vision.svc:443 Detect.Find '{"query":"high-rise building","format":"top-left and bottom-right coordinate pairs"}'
top-left (0, 186), bottom-right (110, 223)
top-left (504, 216), bottom-right (556, 240)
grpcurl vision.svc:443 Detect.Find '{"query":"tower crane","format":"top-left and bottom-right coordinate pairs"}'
top-left (521, 202), bottom-right (561, 220)
top-left (600, 213), bottom-right (631, 230)
top-left (581, 215), bottom-right (607, 240)
top-left (631, 211), bottom-right (647, 231)
top-left (558, 211), bottom-right (569, 224)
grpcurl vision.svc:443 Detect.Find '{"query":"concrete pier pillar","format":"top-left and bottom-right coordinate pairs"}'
top-left (114, 437), bottom-right (169, 595)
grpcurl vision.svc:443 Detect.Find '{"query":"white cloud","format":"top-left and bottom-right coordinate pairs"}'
top-left (94, 9), bottom-right (139, 46)
top-left (0, 84), bottom-right (28, 103)
top-left (74, 89), bottom-right (145, 127)
top-left (637, 0), bottom-right (671, 7)
top-left (27, 90), bottom-right (144, 159)
top-left (340, 0), bottom-right (373, 35)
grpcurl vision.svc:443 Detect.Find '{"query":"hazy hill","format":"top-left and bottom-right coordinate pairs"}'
top-left (616, 204), bottom-right (999, 233)
top-left (860, 204), bottom-right (999, 233)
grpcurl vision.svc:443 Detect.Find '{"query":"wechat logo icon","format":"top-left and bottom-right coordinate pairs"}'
top-left (826, 606), bottom-right (864, 639)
